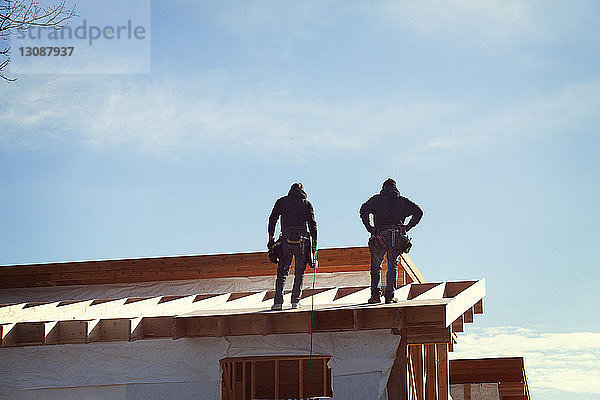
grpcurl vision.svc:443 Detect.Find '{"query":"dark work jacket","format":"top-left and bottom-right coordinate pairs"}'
top-left (359, 186), bottom-right (423, 232)
top-left (268, 187), bottom-right (317, 240)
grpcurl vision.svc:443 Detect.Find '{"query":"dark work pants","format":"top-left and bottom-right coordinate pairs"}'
top-left (274, 240), bottom-right (307, 305)
top-left (370, 229), bottom-right (400, 299)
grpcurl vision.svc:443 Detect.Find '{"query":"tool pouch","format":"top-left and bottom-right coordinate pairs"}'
top-left (394, 232), bottom-right (412, 254)
top-left (305, 236), bottom-right (317, 269)
top-left (268, 239), bottom-right (282, 264)
top-left (368, 234), bottom-right (385, 253)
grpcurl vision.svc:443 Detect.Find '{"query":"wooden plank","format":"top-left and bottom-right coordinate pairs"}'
top-left (272, 312), bottom-right (310, 334)
top-left (275, 359), bottom-right (279, 399)
top-left (425, 344), bottom-right (436, 400)
top-left (409, 345), bottom-right (424, 400)
top-left (406, 326), bottom-right (451, 345)
top-left (450, 357), bottom-right (525, 384)
top-left (436, 343), bottom-right (449, 400)
top-left (404, 305), bottom-right (445, 327)
top-left (242, 361), bottom-right (247, 400)
top-left (499, 381), bottom-right (525, 396)
top-left (0, 246), bottom-right (382, 289)
top-left (251, 361), bottom-right (256, 400)
top-left (262, 314), bottom-right (273, 336)
top-left (314, 310), bottom-right (354, 332)
top-left (299, 358), bottom-right (304, 399)
top-left (353, 309), bottom-right (364, 330)
top-left (463, 307), bottom-right (474, 323)
top-left (232, 360), bottom-right (237, 400)
top-left (445, 279), bottom-right (486, 326)
top-left (183, 316), bottom-right (218, 337)
top-left (400, 254), bottom-right (425, 283)
top-left (452, 316), bottom-right (464, 333)
top-left (323, 358), bottom-right (327, 396)
top-left (473, 299), bottom-right (484, 314)
top-left (222, 314), bottom-right (261, 337)
top-left (135, 316), bottom-right (173, 339)
top-left (464, 383), bottom-right (471, 400)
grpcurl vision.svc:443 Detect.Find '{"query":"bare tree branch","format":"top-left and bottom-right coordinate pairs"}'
top-left (0, 0), bottom-right (76, 81)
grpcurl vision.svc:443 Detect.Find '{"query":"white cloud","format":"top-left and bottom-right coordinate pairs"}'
top-left (1, 75), bottom-right (599, 160)
top-left (425, 79), bottom-right (600, 150)
top-left (451, 326), bottom-right (600, 394)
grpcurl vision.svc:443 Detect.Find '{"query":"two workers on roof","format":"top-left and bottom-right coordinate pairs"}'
top-left (267, 178), bottom-right (423, 311)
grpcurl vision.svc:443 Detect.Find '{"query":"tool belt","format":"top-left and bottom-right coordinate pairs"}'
top-left (368, 225), bottom-right (412, 254)
top-left (282, 226), bottom-right (309, 245)
top-left (268, 238), bottom-right (282, 264)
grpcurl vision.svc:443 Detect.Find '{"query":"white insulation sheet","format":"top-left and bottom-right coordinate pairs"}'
top-left (0, 272), bottom-right (371, 304)
top-left (0, 330), bottom-right (399, 400)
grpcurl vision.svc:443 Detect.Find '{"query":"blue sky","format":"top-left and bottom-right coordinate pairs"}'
top-left (1, 1), bottom-right (600, 398)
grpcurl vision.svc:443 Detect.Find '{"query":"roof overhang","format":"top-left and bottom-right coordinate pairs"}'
top-left (0, 279), bottom-right (485, 348)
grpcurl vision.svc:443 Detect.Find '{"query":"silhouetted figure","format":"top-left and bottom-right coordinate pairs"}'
top-left (268, 183), bottom-right (317, 310)
top-left (360, 178), bottom-right (423, 304)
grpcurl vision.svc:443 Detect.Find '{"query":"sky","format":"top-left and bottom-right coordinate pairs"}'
top-left (1, 1), bottom-right (600, 398)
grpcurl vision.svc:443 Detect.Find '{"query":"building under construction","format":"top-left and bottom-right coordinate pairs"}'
top-left (0, 247), bottom-right (530, 400)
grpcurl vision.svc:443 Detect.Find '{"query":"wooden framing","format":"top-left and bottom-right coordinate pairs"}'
top-left (435, 343), bottom-right (449, 400)
top-left (450, 357), bottom-right (530, 400)
top-left (0, 246), bottom-right (424, 289)
top-left (0, 280), bottom-right (485, 348)
top-left (220, 355), bottom-right (332, 400)
top-left (425, 344), bottom-right (437, 400)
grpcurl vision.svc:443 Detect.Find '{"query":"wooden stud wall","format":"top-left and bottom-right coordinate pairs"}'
top-left (221, 356), bottom-right (332, 400)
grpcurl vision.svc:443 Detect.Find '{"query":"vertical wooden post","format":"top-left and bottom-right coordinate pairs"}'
top-left (299, 358), bottom-right (304, 399)
top-left (242, 361), bottom-right (246, 400)
top-left (232, 361), bottom-right (237, 400)
top-left (464, 383), bottom-right (471, 400)
top-left (251, 361), bottom-right (256, 400)
top-left (410, 345), bottom-right (424, 400)
top-left (425, 344), bottom-right (437, 400)
top-left (387, 335), bottom-right (408, 400)
top-left (323, 357), bottom-right (328, 396)
top-left (435, 343), bottom-right (449, 400)
top-left (274, 359), bottom-right (279, 399)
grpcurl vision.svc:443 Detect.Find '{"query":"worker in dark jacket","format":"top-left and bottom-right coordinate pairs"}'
top-left (360, 178), bottom-right (423, 304)
top-left (268, 183), bottom-right (317, 311)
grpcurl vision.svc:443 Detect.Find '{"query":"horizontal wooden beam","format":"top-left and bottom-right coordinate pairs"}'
top-left (0, 247), bottom-right (380, 288)
top-left (445, 279), bottom-right (486, 326)
top-left (450, 357), bottom-right (526, 385)
top-left (405, 326), bottom-right (451, 345)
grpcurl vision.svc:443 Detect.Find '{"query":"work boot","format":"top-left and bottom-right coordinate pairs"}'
top-left (271, 303), bottom-right (282, 311)
top-left (367, 294), bottom-right (381, 304)
top-left (385, 297), bottom-right (398, 304)
top-left (291, 302), bottom-right (301, 309)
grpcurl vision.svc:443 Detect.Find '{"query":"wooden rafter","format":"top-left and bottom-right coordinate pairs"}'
top-left (0, 280), bottom-right (485, 347)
